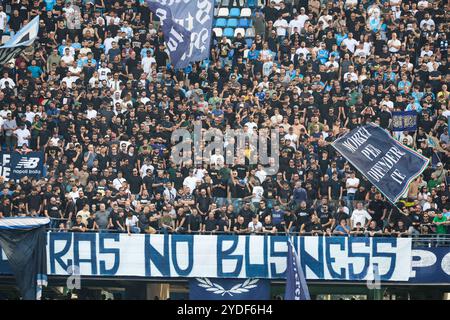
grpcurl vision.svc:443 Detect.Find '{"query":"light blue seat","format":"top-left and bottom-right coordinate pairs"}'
top-left (215, 18), bottom-right (227, 28)
top-left (227, 18), bottom-right (238, 28)
top-left (223, 27), bottom-right (234, 38)
top-left (229, 8), bottom-right (240, 17)
top-left (239, 18), bottom-right (250, 28)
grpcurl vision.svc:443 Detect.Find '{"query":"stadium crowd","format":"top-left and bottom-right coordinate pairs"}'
top-left (0, 0), bottom-right (448, 238)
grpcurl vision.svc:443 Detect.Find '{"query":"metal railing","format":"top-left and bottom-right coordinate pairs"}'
top-left (44, 222), bottom-right (450, 247)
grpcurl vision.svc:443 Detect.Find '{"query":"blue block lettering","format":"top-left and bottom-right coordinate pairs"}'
top-left (99, 233), bottom-right (120, 275)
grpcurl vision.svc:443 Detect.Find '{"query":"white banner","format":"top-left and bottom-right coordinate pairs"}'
top-left (32, 233), bottom-right (412, 281)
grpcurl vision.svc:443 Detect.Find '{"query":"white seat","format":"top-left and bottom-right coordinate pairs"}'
top-left (213, 27), bottom-right (223, 37)
top-left (240, 8), bottom-right (251, 18)
top-left (234, 28), bottom-right (246, 38)
top-left (217, 7), bottom-right (229, 17)
top-left (245, 27), bottom-right (255, 38)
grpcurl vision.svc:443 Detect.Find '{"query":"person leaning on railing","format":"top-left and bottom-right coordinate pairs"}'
top-left (333, 219), bottom-right (351, 236)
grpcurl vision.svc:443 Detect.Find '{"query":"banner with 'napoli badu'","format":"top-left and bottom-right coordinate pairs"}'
top-left (0, 152), bottom-right (44, 180)
top-left (332, 123), bottom-right (429, 203)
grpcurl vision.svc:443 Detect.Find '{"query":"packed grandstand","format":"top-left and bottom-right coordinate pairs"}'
top-left (0, 0), bottom-right (448, 240)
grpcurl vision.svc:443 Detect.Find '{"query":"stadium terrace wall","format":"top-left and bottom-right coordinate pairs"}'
top-left (0, 234), bottom-right (448, 284)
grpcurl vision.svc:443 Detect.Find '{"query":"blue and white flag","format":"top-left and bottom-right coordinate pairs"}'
top-left (146, 0), bottom-right (213, 69)
top-left (392, 111), bottom-right (417, 132)
top-left (0, 15), bottom-right (39, 65)
top-left (285, 239), bottom-right (310, 300)
top-left (332, 123), bottom-right (429, 203)
top-left (0, 217), bottom-right (49, 300)
top-left (190, 278), bottom-right (270, 300)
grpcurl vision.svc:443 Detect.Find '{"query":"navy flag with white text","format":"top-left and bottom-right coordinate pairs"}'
top-left (332, 123), bottom-right (429, 203)
top-left (145, 0), bottom-right (213, 69)
top-left (285, 239), bottom-right (310, 300)
top-left (146, 0), bottom-right (192, 69)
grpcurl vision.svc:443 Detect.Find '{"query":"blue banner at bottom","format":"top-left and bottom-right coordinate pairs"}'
top-left (189, 278), bottom-right (271, 300)
top-left (410, 247), bottom-right (450, 283)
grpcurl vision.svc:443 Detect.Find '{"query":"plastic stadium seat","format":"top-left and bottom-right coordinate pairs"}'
top-left (227, 18), bottom-right (238, 28)
top-left (234, 28), bottom-right (245, 38)
top-left (213, 28), bottom-right (223, 37)
top-left (240, 8), bottom-right (251, 18)
top-left (245, 38), bottom-right (253, 48)
top-left (247, 0), bottom-right (256, 7)
top-left (215, 18), bottom-right (227, 28)
top-left (238, 18), bottom-right (250, 28)
top-left (217, 7), bottom-right (229, 17)
top-left (223, 28), bottom-right (234, 38)
top-left (229, 8), bottom-right (240, 17)
top-left (221, 0), bottom-right (230, 6)
top-left (245, 27), bottom-right (255, 38)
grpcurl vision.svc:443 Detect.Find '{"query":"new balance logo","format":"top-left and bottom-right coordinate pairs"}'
top-left (15, 157), bottom-right (40, 169)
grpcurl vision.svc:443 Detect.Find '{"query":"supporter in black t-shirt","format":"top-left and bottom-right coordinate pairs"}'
top-left (261, 214), bottom-right (276, 234)
top-left (203, 212), bottom-right (218, 233)
top-left (71, 216), bottom-right (86, 232)
top-left (350, 222), bottom-right (366, 237)
top-left (300, 214), bottom-right (323, 235)
top-left (216, 213), bottom-right (229, 233)
top-left (282, 210), bottom-right (297, 233)
top-left (188, 209), bottom-right (202, 233)
top-left (233, 215), bottom-right (248, 234)
top-left (367, 193), bottom-right (386, 226)
top-left (365, 221), bottom-right (382, 237)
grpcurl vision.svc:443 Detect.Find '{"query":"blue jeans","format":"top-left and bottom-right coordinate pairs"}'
top-left (219, 56), bottom-right (229, 68)
top-left (346, 193), bottom-right (355, 211)
top-left (214, 197), bottom-right (227, 208)
top-left (130, 226), bottom-right (141, 234)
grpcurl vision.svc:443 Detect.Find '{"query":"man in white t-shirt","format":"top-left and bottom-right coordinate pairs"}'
top-left (342, 33), bottom-right (359, 53)
top-left (343, 65), bottom-right (358, 82)
top-left (419, 13), bottom-right (435, 31)
top-left (113, 171), bottom-right (127, 191)
top-left (297, 7), bottom-right (309, 30)
top-left (380, 95), bottom-right (394, 110)
top-left (15, 123), bottom-right (31, 147)
top-left (346, 171), bottom-right (360, 208)
top-left (296, 42), bottom-right (309, 58)
top-left (273, 15), bottom-right (288, 39)
top-left (350, 202), bottom-right (372, 228)
top-left (0, 72), bottom-right (15, 89)
top-left (0, 6), bottom-right (7, 42)
top-left (86, 105), bottom-right (97, 119)
top-left (255, 164), bottom-right (267, 184)
top-left (125, 214), bottom-right (140, 234)
top-left (98, 62), bottom-right (111, 81)
top-left (61, 48), bottom-right (75, 65)
top-left (387, 33), bottom-right (401, 53)
top-left (183, 170), bottom-right (199, 195)
top-left (245, 116), bottom-right (258, 134)
top-left (141, 50), bottom-right (156, 74)
top-left (251, 184), bottom-right (264, 203)
top-left (288, 14), bottom-right (303, 35)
